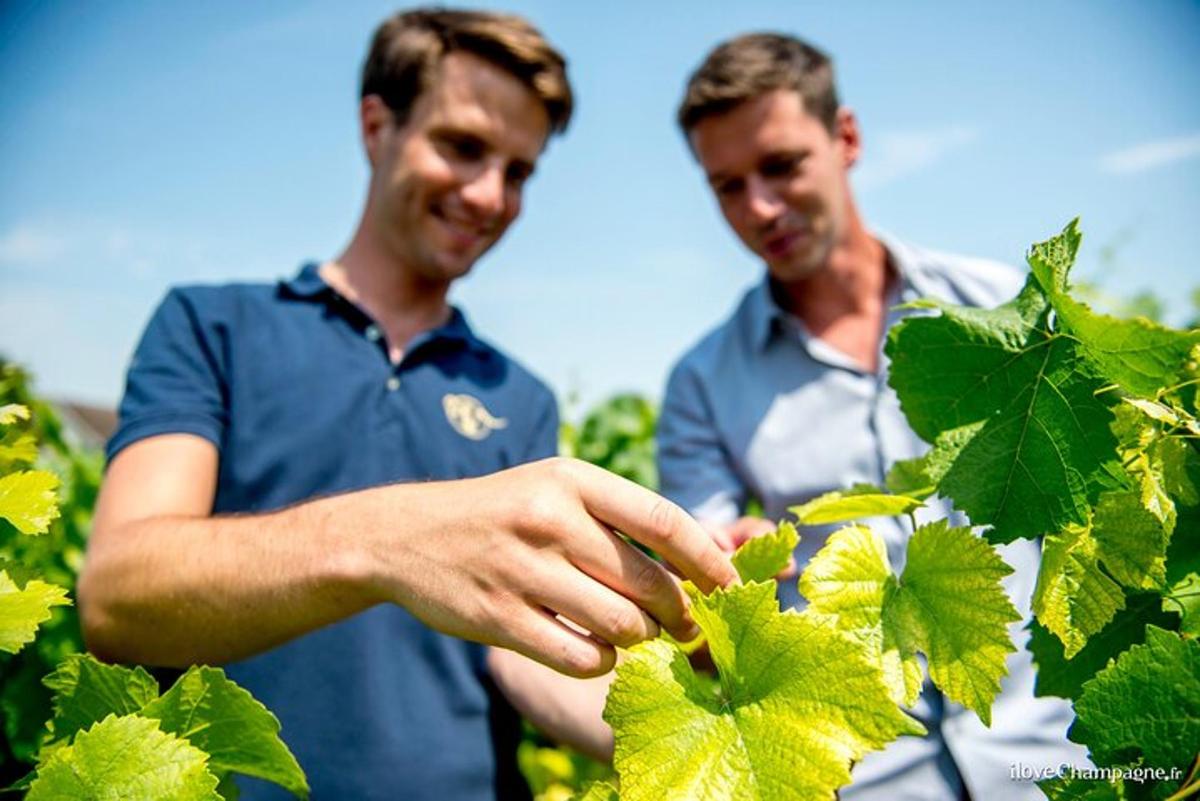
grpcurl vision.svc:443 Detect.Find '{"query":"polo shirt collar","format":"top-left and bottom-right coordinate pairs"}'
top-left (747, 232), bottom-right (941, 352)
top-left (278, 262), bottom-right (489, 355)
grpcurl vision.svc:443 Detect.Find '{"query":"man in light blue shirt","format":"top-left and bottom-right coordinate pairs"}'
top-left (658, 32), bottom-right (1088, 799)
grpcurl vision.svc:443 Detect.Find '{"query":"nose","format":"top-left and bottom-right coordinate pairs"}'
top-left (744, 173), bottom-right (784, 225)
top-left (460, 163), bottom-right (506, 220)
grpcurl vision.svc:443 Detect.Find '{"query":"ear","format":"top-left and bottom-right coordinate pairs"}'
top-left (835, 107), bottom-right (862, 169)
top-left (360, 94), bottom-right (394, 170)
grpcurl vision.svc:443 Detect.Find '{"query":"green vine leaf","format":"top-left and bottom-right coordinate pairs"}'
top-left (572, 781), bottom-right (620, 801)
top-left (1038, 775), bottom-right (1124, 800)
top-left (799, 522), bottom-right (1018, 723)
top-left (1035, 490), bottom-right (1174, 657)
top-left (604, 581), bottom-right (923, 801)
top-left (26, 714), bottom-right (222, 801)
top-left (0, 403), bottom-right (31, 425)
top-left (0, 469), bottom-right (61, 535)
top-left (885, 423), bottom-right (983, 499)
top-left (1069, 626), bottom-right (1200, 771)
top-left (790, 484), bottom-right (923, 525)
top-left (1028, 592), bottom-right (1180, 700)
top-left (886, 224), bottom-right (1122, 544)
top-left (42, 654), bottom-right (160, 748)
top-left (142, 666), bottom-right (309, 799)
top-left (731, 521), bottom-right (799, 582)
top-left (1034, 523), bottom-right (1125, 659)
top-left (0, 570), bottom-right (70, 654)
top-left (1027, 220), bottom-right (1200, 400)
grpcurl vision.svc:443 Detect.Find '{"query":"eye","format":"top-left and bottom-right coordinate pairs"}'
top-left (763, 154), bottom-right (801, 176)
top-left (761, 154), bottom-right (805, 178)
top-left (438, 133), bottom-right (485, 161)
top-left (505, 162), bottom-right (534, 189)
top-left (713, 177), bottom-right (745, 198)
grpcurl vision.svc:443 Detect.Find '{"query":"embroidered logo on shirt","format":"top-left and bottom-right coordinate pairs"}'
top-left (442, 394), bottom-right (508, 441)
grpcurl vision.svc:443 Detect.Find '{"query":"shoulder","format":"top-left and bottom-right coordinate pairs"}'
top-left (465, 330), bottom-right (557, 410)
top-left (160, 280), bottom-right (281, 320)
top-left (885, 235), bottom-right (1027, 309)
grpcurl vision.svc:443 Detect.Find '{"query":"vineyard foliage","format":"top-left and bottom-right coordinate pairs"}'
top-left (0, 366), bottom-right (309, 799)
top-left (577, 221), bottom-right (1200, 801)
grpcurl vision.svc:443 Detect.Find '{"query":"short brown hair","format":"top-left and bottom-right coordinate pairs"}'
top-left (678, 33), bottom-right (838, 135)
top-left (361, 8), bottom-right (573, 135)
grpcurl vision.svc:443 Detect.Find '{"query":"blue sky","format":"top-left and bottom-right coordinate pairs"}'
top-left (2, 1), bottom-right (1198, 413)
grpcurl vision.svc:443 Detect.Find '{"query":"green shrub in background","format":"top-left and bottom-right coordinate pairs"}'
top-left (0, 363), bottom-right (308, 799)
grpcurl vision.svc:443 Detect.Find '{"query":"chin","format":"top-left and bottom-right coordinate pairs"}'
top-left (766, 256), bottom-right (824, 283)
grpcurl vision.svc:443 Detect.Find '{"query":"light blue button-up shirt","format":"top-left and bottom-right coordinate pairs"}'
top-left (658, 234), bottom-right (1090, 800)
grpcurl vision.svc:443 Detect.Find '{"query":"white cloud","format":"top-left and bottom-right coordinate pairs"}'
top-left (0, 224), bottom-right (66, 266)
top-left (1099, 133), bottom-right (1200, 175)
top-left (854, 125), bottom-right (980, 192)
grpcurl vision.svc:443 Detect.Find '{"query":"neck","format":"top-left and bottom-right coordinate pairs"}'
top-left (777, 206), bottom-right (890, 324)
top-left (322, 216), bottom-right (453, 351)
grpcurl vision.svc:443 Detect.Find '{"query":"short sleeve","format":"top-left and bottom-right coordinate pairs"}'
top-left (656, 359), bottom-right (744, 525)
top-left (106, 288), bottom-right (229, 463)
top-left (521, 384), bottom-right (560, 463)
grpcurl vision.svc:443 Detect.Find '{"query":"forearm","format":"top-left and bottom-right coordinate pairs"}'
top-left (79, 486), bottom-right (389, 667)
top-left (488, 647), bottom-right (615, 763)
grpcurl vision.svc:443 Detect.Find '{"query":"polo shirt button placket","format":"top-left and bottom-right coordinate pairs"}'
top-left (386, 375), bottom-right (401, 392)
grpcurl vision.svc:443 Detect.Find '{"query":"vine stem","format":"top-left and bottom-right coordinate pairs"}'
top-left (1165, 753), bottom-right (1200, 801)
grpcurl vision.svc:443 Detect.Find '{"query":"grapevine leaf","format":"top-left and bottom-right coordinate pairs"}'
top-left (890, 522), bottom-right (1019, 725)
top-left (0, 404), bottom-right (31, 425)
top-left (887, 263), bottom-right (1117, 543)
top-left (0, 570), bottom-right (70, 654)
top-left (797, 525), bottom-right (922, 707)
top-left (1028, 592), bottom-right (1180, 699)
top-left (1027, 222), bottom-right (1200, 400)
top-left (885, 422), bottom-right (983, 499)
top-left (42, 654), bottom-right (160, 747)
top-left (1090, 491), bottom-right (1169, 590)
top-left (0, 431), bottom-right (38, 467)
top-left (731, 520), bottom-right (799, 582)
top-left (789, 484), bottom-right (923, 526)
top-left (0, 469), bottom-right (60, 535)
top-left (1033, 523), bottom-right (1125, 658)
top-left (604, 581), bottom-right (923, 801)
top-left (800, 522), bottom-right (1019, 721)
top-left (141, 666), bottom-right (309, 799)
top-left (1038, 776), bottom-right (1124, 800)
top-left (1123, 397), bottom-right (1200, 436)
top-left (26, 714), bottom-right (222, 801)
top-left (1069, 626), bottom-right (1200, 771)
top-left (572, 781), bottom-right (620, 801)
top-left (883, 458), bottom-right (933, 499)
top-left (1164, 517), bottom-right (1200, 635)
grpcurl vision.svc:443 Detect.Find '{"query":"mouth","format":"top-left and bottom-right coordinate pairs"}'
top-left (431, 203), bottom-right (493, 251)
top-left (762, 228), bottom-right (811, 260)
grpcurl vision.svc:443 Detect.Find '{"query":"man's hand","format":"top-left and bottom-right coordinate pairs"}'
top-left (364, 457), bottom-right (739, 677)
top-left (706, 516), bottom-right (797, 579)
top-left (82, 440), bottom-right (736, 678)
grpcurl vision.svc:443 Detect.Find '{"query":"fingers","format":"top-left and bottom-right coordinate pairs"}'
top-left (501, 605), bottom-right (617, 678)
top-left (564, 516), bottom-right (700, 642)
top-left (540, 568), bottom-right (663, 648)
top-left (704, 521), bottom-right (736, 552)
top-left (726, 516), bottom-right (776, 549)
top-left (569, 461), bottom-right (739, 593)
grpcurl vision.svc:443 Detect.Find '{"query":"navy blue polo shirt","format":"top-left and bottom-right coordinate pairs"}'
top-left (108, 263), bottom-right (558, 800)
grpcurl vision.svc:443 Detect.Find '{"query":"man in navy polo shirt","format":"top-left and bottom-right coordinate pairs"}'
top-left (79, 9), bottom-right (735, 800)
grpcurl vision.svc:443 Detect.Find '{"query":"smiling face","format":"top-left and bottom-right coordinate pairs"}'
top-left (690, 89), bottom-right (860, 283)
top-left (363, 50), bottom-right (550, 284)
